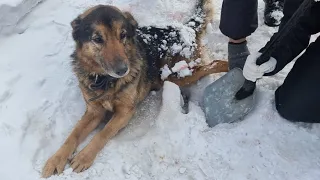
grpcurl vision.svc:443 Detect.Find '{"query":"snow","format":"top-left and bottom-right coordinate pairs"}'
top-left (1, 0), bottom-right (320, 180)
top-left (171, 61), bottom-right (192, 78)
top-left (161, 59), bottom-right (201, 80)
top-left (0, 0), bottom-right (43, 35)
top-left (171, 61), bottom-right (190, 73)
top-left (0, 0), bottom-right (24, 6)
top-left (160, 64), bottom-right (172, 80)
top-left (270, 10), bottom-right (284, 26)
top-left (188, 58), bottom-right (201, 68)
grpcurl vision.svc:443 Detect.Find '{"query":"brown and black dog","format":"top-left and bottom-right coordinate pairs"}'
top-left (42, 0), bottom-right (228, 178)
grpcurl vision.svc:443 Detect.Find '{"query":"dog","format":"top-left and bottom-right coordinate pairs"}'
top-left (42, 0), bottom-right (228, 177)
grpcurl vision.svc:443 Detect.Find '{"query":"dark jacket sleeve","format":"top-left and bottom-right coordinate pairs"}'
top-left (259, 1), bottom-right (320, 75)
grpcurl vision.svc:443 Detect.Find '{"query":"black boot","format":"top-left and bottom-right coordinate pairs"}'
top-left (264, 0), bottom-right (284, 27)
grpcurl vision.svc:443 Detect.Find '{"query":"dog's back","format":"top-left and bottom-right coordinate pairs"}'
top-left (135, 0), bottom-right (214, 85)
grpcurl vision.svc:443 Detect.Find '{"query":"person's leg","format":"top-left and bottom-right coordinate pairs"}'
top-left (275, 38), bottom-right (320, 123)
top-left (219, 0), bottom-right (258, 70)
top-left (227, 40), bottom-right (250, 70)
top-left (264, 0), bottom-right (284, 27)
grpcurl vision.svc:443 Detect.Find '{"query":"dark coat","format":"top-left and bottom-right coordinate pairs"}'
top-left (260, 2), bottom-right (320, 75)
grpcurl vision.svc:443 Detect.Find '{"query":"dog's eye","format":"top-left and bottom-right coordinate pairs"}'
top-left (120, 30), bottom-right (127, 40)
top-left (92, 35), bottom-right (104, 44)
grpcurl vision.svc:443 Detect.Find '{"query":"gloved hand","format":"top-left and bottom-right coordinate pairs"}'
top-left (243, 52), bottom-right (277, 82)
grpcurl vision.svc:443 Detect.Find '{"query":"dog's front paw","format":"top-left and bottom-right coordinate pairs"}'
top-left (42, 154), bottom-right (68, 178)
top-left (71, 149), bottom-right (96, 173)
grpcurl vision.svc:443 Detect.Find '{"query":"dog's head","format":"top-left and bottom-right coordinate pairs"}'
top-left (71, 5), bottom-right (138, 78)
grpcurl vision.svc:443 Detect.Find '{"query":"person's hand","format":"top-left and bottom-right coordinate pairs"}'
top-left (243, 52), bottom-right (277, 82)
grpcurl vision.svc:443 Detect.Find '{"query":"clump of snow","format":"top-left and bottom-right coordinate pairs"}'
top-left (178, 67), bottom-right (193, 78)
top-left (179, 167), bottom-right (187, 174)
top-left (161, 59), bottom-right (201, 80)
top-left (171, 60), bottom-right (189, 73)
top-left (270, 10), bottom-right (284, 26)
top-left (188, 58), bottom-right (201, 68)
top-left (179, 27), bottom-right (196, 47)
top-left (206, 22), bottom-right (214, 34)
top-left (160, 64), bottom-right (172, 80)
top-left (174, 25), bottom-right (198, 58)
top-left (171, 43), bottom-right (183, 54)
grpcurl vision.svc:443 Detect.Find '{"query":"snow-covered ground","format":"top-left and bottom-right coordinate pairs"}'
top-left (1, 0), bottom-right (320, 180)
top-left (0, 0), bottom-right (43, 35)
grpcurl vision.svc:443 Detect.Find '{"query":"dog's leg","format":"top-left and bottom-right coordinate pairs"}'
top-left (42, 105), bottom-right (105, 178)
top-left (70, 106), bottom-right (135, 173)
top-left (167, 60), bottom-right (229, 87)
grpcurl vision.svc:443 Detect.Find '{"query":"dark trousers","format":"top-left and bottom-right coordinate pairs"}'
top-left (219, 0), bottom-right (258, 40)
top-left (219, 0), bottom-right (289, 40)
top-left (275, 37), bottom-right (320, 123)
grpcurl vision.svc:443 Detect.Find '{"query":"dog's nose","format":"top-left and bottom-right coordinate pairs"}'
top-left (115, 63), bottom-right (128, 76)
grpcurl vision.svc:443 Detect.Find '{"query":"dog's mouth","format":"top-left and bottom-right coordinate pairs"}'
top-left (106, 68), bottom-right (130, 78)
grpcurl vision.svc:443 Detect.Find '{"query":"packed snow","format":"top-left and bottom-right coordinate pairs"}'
top-left (1, 0), bottom-right (320, 180)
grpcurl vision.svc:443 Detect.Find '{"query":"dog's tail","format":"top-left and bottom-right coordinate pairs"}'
top-left (186, 0), bottom-right (214, 40)
top-left (166, 60), bottom-right (228, 87)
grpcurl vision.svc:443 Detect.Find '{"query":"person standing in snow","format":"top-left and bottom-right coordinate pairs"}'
top-left (219, 0), bottom-right (285, 70)
top-left (241, 1), bottom-right (320, 122)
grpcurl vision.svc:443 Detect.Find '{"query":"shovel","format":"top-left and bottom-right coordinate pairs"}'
top-left (203, 0), bottom-right (315, 127)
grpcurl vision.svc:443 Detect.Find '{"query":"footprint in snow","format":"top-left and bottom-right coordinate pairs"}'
top-left (5, 73), bottom-right (22, 87)
top-left (0, 90), bottom-right (12, 103)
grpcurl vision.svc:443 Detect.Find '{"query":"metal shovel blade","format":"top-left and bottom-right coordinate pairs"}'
top-left (203, 68), bottom-right (256, 127)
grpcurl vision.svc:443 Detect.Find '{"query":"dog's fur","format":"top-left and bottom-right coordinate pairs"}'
top-left (42, 0), bottom-right (228, 178)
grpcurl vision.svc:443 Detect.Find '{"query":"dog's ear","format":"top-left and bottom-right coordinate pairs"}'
top-left (123, 12), bottom-right (138, 37)
top-left (70, 16), bottom-right (82, 42)
top-left (70, 16), bottom-right (86, 42)
top-left (71, 16), bottom-right (81, 30)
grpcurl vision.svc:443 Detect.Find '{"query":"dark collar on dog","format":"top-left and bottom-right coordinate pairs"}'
top-left (88, 74), bottom-right (117, 102)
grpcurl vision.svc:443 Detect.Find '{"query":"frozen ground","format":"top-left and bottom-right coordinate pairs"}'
top-left (0, 0), bottom-right (320, 180)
